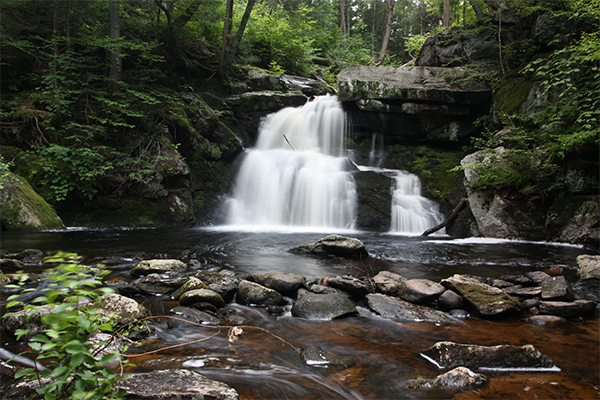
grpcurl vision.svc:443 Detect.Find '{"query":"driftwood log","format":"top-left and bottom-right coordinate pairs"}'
top-left (421, 199), bottom-right (467, 236)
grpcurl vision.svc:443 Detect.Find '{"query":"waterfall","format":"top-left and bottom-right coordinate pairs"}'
top-left (390, 171), bottom-right (446, 235)
top-left (227, 95), bottom-right (357, 230)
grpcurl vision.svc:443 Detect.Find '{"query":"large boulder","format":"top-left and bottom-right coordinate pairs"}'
top-left (441, 274), bottom-right (521, 317)
top-left (421, 341), bottom-right (557, 371)
top-left (291, 289), bottom-right (358, 320)
top-left (90, 293), bottom-right (148, 326)
top-left (461, 149), bottom-right (548, 240)
top-left (0, 173), bottom-right (65, 231)
top-left (289, 235), bottom-right (369, 258)
top-left (365, 293), bottom-right (455, 325)
top-left (195, 270), bottom-right (240, 301)
top-left (577, 255), bottom-right (600, 280)
top-left (131, 259), bottom-right (187, 278)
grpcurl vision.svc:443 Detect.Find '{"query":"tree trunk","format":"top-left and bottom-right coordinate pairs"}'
top-left (228, 0), bottom-right (256, 66)
top-left (340, 0), bottom-right (347, 37)
top-left (218, 0), bottom-right (234, 77)
top-left (468, 0), bottom-right (486, 21)
top-left (371, 0), bottom-right (379, 58)
top-left (378, 0), bottom-right (395, 64)
top-left (109, 0), bottom-right (122, 92)
top-left (421, 199), bottom-right (467, 236)
top-left (443, 0), bottom-right (451, 27)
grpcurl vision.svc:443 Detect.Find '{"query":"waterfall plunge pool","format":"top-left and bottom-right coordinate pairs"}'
top-left (1, 228), bottom-right (598, 400)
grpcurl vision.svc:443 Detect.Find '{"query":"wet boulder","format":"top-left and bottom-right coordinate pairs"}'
top-left (90, 293), bottom-right (148, 326)
top-left (365, 293), bottom-right (455, 325)
top-left (421, 341), bottom-right (557, 371)
top-left (130, 259), bottom-right (186, 278)
top-left (372, 271), bottom-right (406, 295)
top-left (3, 304), bottom-right (60, 337)
top-left (441, 274), bottom-right (521, 317)
top-left (118, 369), bottom-right (238, 400)
top-left (136, 273), bottom-right (185, 296)
top-left (541, 276), bottom-right (575, 301)
top-left (169, 306), bottom-right (220, 328)
top-left (399, 279), bottom-right (445, 304)
top-left (245, 272), bottom-right (307, 296)
top-left (195, 270), bottom-right (240, 301)
top-left (325, 275), bottom-right (374, 298)
top-left (538, 300), bottom-right (596, 318)
top-left (236, 280), bottom-right (287, 307)
top-left (172, 276), bottom-right (209, 300)
top-left (438, 290), bottom-right (463, 311)
top-left (289, 235), bottom-right (369, 258)
top-left (291, 289), bottom-right (358, 320)
top-left (179, 288), bottom-right (225, 309)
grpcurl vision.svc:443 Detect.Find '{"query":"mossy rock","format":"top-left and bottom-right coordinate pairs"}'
top-left (0, 172), bottom-right (65, 231)
top-left (495, 78), bottom-right (534, 115)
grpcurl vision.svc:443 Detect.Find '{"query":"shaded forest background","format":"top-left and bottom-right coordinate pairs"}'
top-left (1, 0), bottom-right (598, 227)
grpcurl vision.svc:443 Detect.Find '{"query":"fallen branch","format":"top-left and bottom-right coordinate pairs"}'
top-left (421, 199), bottom-right (467, 236)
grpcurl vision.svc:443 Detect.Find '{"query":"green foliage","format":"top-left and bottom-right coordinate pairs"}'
top-left (0, 156), bottom-right (14, 191)
top-left (5, 252), bottom-right (129, 400)
top-left (242, 2), bottom-right (315, 76)
top-left (29, 145), bottom-right (114, 202)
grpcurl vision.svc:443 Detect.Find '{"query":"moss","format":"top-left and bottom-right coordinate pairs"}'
top-left (0, 173), bottom-right (64, 231)
top-left (495, 78), bottom-right (534, 115)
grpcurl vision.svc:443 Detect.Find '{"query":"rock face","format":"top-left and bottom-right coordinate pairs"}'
top-left (421, 341), bottom-right (557, 371)
top-left (289, 235), bottom-right (369, 258)
top-left (353, 170), bottom-right (394, 232)
top-left (441, 274), bottom-right (521, 317)
top-left (0, 173), bottom-right (65, 231)
top-left (336, 65), bottom-right (491, 144)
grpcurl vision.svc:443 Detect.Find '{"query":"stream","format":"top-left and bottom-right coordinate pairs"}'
top-left (1, 227), bottom-right (598, 399)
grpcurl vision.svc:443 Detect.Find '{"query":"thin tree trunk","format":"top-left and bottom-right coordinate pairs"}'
top-left (371, 0), bottom-right (379, 58)
top-left (53, 0), bottom-right (59, 89)
top-left (229, 0), bottom-right (256, 65)
top-left (340, 0), bottom-right (347, 37)
top-left (421, 199), bottom-right (467, 236)
top-left (378, 0), bottom-right (395, 64)
top-left (443, 0), bottom-right (450, 27)
top-left (109, 0), bottom-right (122, 92)
top-left (218, 0), bottom-right (234, 76)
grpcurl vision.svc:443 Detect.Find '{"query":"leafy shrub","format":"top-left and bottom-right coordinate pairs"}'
top-left (5, 252), bottom-right (129, 400)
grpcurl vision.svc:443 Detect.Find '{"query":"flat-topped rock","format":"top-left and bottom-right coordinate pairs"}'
top-left (441, 274), bottom-right (521, 317)
top-left (365, 293), bottom-right (455, 325)
top-left (337, 65), bottom-right (491, 105)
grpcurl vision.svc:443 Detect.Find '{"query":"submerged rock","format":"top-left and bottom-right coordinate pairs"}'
top-left (525, 315), bottom-right (567, 327)
top-left (441, 274), bottom-right (521, 317)
top-left (169, 306), bottom-right (220, 327)
top-left (289, 235), bottom-right (369, 258)
top-left (421, 341), bottom-right (557, 371)
top-left (365, 293), bottom-right (455, 325)
top-left (407, 366), bottom-right (488, 390)
top-left (291, 289), bottom-right (358, 320)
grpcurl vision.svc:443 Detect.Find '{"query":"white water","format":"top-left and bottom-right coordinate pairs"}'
top-left (227, 95), bottom-right (446, 234)
top-left (227, 95), bottom-right (357, 230)
top-left (390, 171), bottom-right (446, 235)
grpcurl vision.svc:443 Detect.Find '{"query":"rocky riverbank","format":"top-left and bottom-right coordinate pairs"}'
top-left (1, 235), bottom-right (599, 398)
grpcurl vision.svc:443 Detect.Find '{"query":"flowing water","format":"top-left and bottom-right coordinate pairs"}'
top-left (1, 228), bottom-right (598, 399)
top-left (2, 96), bottom-right (599, 398)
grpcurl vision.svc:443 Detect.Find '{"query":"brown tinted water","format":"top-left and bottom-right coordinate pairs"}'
top-left (1, 228), bottom-right (599, 399)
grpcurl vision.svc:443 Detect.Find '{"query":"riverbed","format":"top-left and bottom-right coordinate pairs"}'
top-left (1, 227), bottom-right (599, 399)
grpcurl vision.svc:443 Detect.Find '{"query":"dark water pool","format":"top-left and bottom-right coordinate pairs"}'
top-left (1, 227), bottom-right (598, 399)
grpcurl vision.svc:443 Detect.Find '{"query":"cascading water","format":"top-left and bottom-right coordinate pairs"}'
top-left (227, 95), bottom-right (357, 230)
top-left (390, 171), bottom-right (446, 234)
